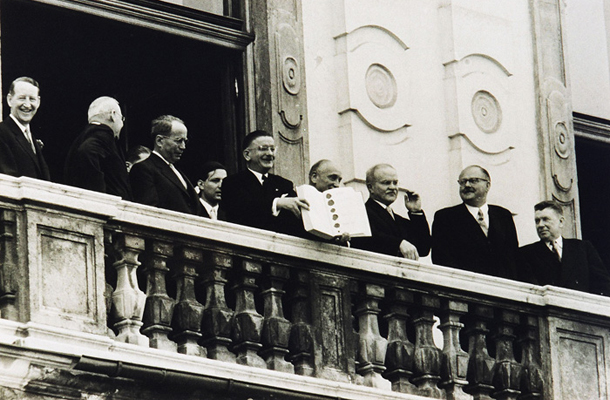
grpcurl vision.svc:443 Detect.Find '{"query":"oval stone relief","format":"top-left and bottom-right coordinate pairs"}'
top-left (365, 64), bottom-right (397, 109)
top-left (282, 56), bottom-right (300, 95)
top-left (553, 121), bottom-right (570, 159)
top-left (471, 90), bottom-right (502, 133)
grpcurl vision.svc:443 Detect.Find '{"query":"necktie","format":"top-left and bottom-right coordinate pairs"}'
top-left (25, 127), bottom-right (36, 154)
top-left (551, 241), bottom-right (561, 261)
top-left (261, 174), bottom-right (268, 185)
top-left (387, 206), bottom-right (395, 220)
top-left (477, 208), bottom-right (488, 236)
top-left (169, 163), bottom-right (187, 189)
top-left (209, 207), bottom-right (217, 220)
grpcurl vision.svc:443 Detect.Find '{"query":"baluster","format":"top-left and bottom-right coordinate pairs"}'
top-left (518, 315), bottom-right (543, 399)
top-left (172, 245), bottom-right (205, 356)
top-left (412, 293), bottom-right (443, 397)
top-left (0, 210), bottom-right (17, 320)
top-left (110, 233), bottom-right (149, 346)
top-left (464, 304), bottom-right (495, 400)
top-left (383, 286), bottom-right (417, 394)
top-left (200, 251), bottom-right (235, 362)
top-left (491, 310), bottom-right (522, 400)
top-left (141, 239), bottom-right (176, 351)
top-left (261, 264), bottom-right (293, 373)
top-left (355, 283), bottom-right (390, 389)
top-left (232, 259), bottom-right (266, 368)
top-left (439, 299), bottom-right (470, 400)
top-left (288, 270), bottom-right (314, 376)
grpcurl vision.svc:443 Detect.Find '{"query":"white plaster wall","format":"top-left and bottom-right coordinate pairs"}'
top-left (302, 0), bottom-right (542, 249)
top-left (565, 0), bottom-right (610, 119)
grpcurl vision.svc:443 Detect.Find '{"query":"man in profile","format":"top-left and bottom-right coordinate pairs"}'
top-left (0, 77), bottom-right (50, 180)
top-left (196, 161), bottom-right (227, 220)
top-left (221, 130), bottom-right (308, 235)
top-left (518, 200), bottom-right (610, 295)
top-left (351, 163), bottom-right (430, 260)
top-left (130, 115), bottom-right (201, 215)
top-left (64, 96), bottom-right (132, 200)
top-left (432, 165), bottom-right (518, 278)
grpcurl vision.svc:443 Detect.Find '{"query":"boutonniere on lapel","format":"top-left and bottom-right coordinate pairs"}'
top-left (36, 139), bottom-right (44, 150)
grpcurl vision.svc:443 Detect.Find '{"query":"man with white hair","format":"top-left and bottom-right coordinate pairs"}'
top-left (64, 96), bottom-right (132, 200)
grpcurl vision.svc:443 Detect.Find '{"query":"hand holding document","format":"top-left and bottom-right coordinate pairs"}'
top-left (296, 185), bottom-right (371, 240)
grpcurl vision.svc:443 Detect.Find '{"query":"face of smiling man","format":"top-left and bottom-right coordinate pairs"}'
top-left (8, 81), bottom-right (40, 126)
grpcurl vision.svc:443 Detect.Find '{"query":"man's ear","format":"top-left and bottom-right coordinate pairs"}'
top-left (196, 179), bottom-right (205, 189)
top-left (6, 94), bottom-right (13, 107)
top-left (243, 149), bottom-right (251, 161)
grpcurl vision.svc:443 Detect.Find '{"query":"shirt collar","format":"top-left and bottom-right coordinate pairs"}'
top-left (152, 150), bottom-right (171, 165)
top-left (546, 236), bottom-right (563, 249)
top-left (248, 168), bottom-right (267, 185)
top-left (373, 199), bottom-right (391, 210)
top-left (199, 197), bottom-right (218, 214)
top-left (465, 202), bottom-right (488, 216)
top-left (9, 114), bottom-right (28, 133)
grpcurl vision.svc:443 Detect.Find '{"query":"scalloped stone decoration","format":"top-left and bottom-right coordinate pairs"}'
top-left (553, 121), bottom-right (570, 159)
top-left (471, 90), bottom-right (502, 134)
top-left (365, 63), bottom-right (397, 109)
top-left (282, 56), bottom-right (300, 95)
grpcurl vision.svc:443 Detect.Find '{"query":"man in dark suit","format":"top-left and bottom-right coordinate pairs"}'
top-left (351, 163), bottom-right (430, 260)
top-left (0, 77), bottom-right (50, 180)
top-left (221, 130), bottom-right (309, 235)
top-left (64, 96), bottom-right (132, 200)
top-left (196, 161), bottom-right (227, 220)
top-left (518, 200), bottom-right (610, 295)
top-left (130, 115), bottom-right (201, 215)
top-left (432, 165), bottom-right (518, 278)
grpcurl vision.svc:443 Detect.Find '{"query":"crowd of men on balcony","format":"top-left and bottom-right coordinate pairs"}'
top-left (1, 77), bottom-right (609, 297)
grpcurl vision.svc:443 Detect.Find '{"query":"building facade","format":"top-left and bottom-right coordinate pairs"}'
top-left (0, 0), bottom-right (609, 399)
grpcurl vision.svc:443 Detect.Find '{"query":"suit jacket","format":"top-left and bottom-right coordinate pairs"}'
top-left (64, 123), bottom-right (132, 200)
top-left (351, 199), bottom-right (431, 257)
top-left (0, 117), bottom-right (50, 180)
top-left (432, 203), bottom-right (518, 279)
top-left (130, 153), bottom-right (201, 215)
top-left (518, 238), bottom-right (610, 296)
top-left (221, 170), bottom-right (303, 236)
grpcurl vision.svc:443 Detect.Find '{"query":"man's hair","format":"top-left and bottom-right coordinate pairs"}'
top-left (126, 145), bottom-right (151, 164)
top-left (87, 96), bottom-right (120, 122)
top-left (365, 163), bottom-right (395, 185)
top-left (199, 161), bottom-right (226, 181)
top-left (151, 115), bottom-right (184, 140)
top-left (463, 165), bottom-right (491, 182)
top-left (242, 130), bottom-right (272, 150)
top-left (8, 77), bottom-right (40, 95)
top-left (534, 200), bottom-right (563, 215)
top-left (309, 159), bottom-right (330, 181)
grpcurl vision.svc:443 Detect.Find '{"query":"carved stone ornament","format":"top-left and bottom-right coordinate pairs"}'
top-left (365, 63), bottom-right (397, 109)
top-left (471, 90), bottom-right (502, 134)
top-left (283, 56), bottom-right (300, 95)
top-left (553, 121), bottom-right (570, 159)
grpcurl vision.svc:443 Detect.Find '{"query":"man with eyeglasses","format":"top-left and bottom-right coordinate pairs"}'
top-left (0, 76), bottom-right (50, 180)
top-left (130, 115), bottom-right (201, 215)
top-left (431, 165), bottom-right (518, 279)
top-left (221, 130), bottom-right (309, 235)
top-left (65, 96), bottom-right (132, 200)
top-left (351, 164), bottom-right (430, 259)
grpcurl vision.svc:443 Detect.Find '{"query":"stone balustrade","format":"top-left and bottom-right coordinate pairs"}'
top-left (0, 176), bottom-right (609, 400)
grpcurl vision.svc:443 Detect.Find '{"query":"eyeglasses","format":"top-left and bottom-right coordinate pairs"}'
top-left (457, 178), bottom-right (488, 186)
top-left (254, 145), bottom-right (275, 152)
top-left (160, 136), bottom-right (188, 146)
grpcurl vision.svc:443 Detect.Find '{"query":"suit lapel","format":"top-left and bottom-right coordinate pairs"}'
top-left (458, 204), bottom-right (488, 242)
top-left (367, 199), bottom-right (400, 235)
top-left (152, 153), bottom-right (190, 195)
top-left (6, 117), bottom-right (40, 168)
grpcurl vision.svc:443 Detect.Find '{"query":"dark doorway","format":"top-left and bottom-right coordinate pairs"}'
top-left (1, 0), bottom-right (244, 184)
top-left (575, 135), bottom-right (610, 268)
